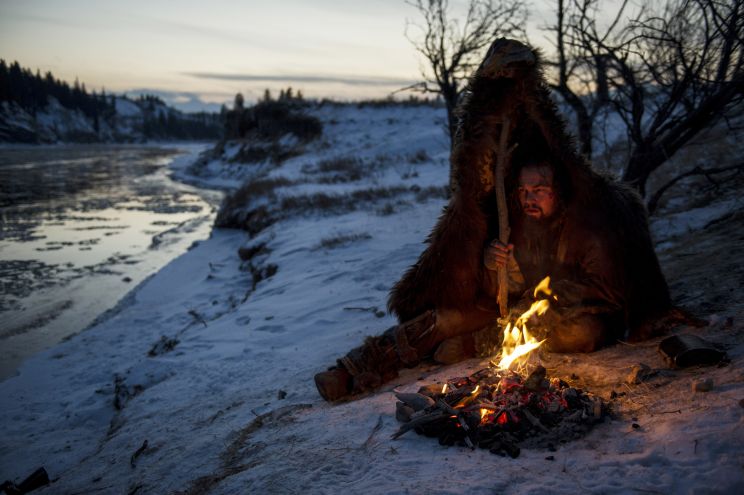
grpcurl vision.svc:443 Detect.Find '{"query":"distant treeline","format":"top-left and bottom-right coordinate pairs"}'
top-left (221, 87), bottom-right (442, 143)
top-left (0, 59), bottom-right (114, 122)
top-left (138, 94), bottom-right (222, 140)
top-left (0, 59), bottom-right (221, 141)
top-left (223, 89), bottom-right (322, 143)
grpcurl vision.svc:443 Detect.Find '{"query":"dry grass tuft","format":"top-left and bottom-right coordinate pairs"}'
top-left (220, 177), bottom-right (293, 211)
top-left (279, 186), bottom-right (409, 214)
top-left (317, 232), bottom-right (372, 250)
top-left (408, 149), bottom-right (430, 164)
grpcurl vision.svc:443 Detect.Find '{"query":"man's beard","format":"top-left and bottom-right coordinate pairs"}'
top-left (520, 211), bottom-right (562, 258)
top-left (521, 212), bottom-right (557, 237)
top-left (516, 211), bottom-right (563, 286)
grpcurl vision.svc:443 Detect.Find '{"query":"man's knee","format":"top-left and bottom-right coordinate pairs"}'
top-left (433, 307), bottom-right (500, 341)
top-left (546, 315), bottom-right (612, 353)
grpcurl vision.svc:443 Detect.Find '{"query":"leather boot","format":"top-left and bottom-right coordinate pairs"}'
top-left (314, 366), bottom-right (352, 402)
top-left (315, 310), bottom-right (436, 401)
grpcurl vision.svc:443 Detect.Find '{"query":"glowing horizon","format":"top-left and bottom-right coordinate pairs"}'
top-left (0, 0), bottom-right (561, 111)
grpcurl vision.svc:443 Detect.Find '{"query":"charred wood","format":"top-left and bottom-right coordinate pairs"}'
top-left (394, 365), bottom-right (606, 454)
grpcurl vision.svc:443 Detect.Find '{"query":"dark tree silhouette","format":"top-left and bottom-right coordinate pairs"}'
top-left (405, 0), bottom-right (528, 142)
top-left (544, 0), bottom-right (744, 197)
top-left (0, 61), bottom-right (221, 141)
top-left (0, 60), bottom-right (114, 120)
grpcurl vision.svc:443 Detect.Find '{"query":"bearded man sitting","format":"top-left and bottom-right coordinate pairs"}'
top-left (315, 39), bottom-right (671, 402)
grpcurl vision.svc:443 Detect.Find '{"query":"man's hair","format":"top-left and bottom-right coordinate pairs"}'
top-left (506, 158), bottom-right (572, 217)
top-left (521, 160), bottom-right (554, 178)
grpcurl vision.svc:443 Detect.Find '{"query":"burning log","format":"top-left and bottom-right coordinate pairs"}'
top-left (392, 365), bottom-right (606, 455)
top-left (391, 276), bottom-right (606, 456)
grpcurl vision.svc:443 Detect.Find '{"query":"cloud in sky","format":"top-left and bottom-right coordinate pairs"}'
top-left (184, 72), bottom-right (417, 88)
top-left (0, 0), bottom-right (581, 110)
top-left (130, 14), bottom-right (327, 57)
top-left (2, 11), bottom-right (92, 30)
top-left (0, 0), bottom-right (423, 107)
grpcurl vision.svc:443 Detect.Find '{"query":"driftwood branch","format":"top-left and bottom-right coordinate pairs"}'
top-left (495, 118), bottom-right (513, 317)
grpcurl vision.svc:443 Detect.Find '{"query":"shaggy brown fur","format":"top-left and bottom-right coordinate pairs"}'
top-left (387, 39), bottom-right (671, 341)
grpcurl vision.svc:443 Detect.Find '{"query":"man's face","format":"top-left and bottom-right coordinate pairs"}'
top-left (518, 165), bottom-right (557, 220)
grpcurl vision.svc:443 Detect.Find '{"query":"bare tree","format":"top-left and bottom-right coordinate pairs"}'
top-left (408, 0), bottom-right (743, 200)
top-left (542, 0), bottom-right (623, 158)
top-left (405, 0), bottom-right (528, 142)
top-left (550, 0), bottom-right (744, 197)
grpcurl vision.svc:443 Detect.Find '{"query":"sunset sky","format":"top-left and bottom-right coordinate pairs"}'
top-left (1, 0), bottom-right (557, 111)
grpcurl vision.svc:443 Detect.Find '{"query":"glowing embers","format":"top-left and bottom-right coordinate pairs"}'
top-left (394, 278), bottom-right (602, 456)
top-left (393, 366), bottom-right (605, 457)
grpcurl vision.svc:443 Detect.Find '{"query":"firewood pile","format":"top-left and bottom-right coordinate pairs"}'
top-left (393, 365), bottom-right (605, 458)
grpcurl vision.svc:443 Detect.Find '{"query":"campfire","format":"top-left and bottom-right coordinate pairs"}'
top-left (393, 277), bottom-right (605, 458)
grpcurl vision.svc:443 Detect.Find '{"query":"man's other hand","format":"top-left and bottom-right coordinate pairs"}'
top-left (484, 239), bottom-right (514, 270)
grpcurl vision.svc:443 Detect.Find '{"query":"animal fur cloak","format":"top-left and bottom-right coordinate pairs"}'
top-left (387, 39), bottom-right (671, 341)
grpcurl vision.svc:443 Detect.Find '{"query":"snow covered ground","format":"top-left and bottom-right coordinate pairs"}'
top-left (1, 103), bottom-right (743, 494)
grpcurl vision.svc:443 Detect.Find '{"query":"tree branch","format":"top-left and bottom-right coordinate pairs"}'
top-left (647, 162), bottom-right (744, 214)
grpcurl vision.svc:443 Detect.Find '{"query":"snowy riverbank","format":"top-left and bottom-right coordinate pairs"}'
top-left (0, 143), bottom-right (219, 381)
top-left (1, 104), bottom-right (743, 494)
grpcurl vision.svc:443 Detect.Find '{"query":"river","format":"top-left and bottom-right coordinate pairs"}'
top-left (0, 144), bottom-right (222, 381)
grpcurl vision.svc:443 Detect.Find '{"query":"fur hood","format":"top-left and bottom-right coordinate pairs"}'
top-left (387, 39), bottom-right (670, 337)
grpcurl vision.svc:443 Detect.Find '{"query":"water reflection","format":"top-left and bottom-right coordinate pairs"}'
top-left (0, 144), bottom-right (221, 380)
top-left (0, 146), bottom-right (168, 208)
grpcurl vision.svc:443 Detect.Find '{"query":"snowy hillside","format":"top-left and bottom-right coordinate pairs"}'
top-left (0, 95), bottom-right (219, 144)
top-left (1, 103), bottom-right (743, 494)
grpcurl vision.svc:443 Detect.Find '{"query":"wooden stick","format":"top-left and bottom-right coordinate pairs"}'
top-left (438, 400), bottom-right (476, 449)
top-left (362, 414), bottom-right (384, 450)
top-left (130, 439), bottom-right (148, 468)
top-left (436, 399), bottom-right (460, 417)
top-left (522, 409), bottom-right (549, 432)
top-left (494, 118), bottom-right (512, 317)
top-left (390, 410), bottom-right (447, 439)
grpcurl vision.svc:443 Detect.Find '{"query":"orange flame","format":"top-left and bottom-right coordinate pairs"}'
top-left (479, 408), bottom-right (490, 424)
top-left (533, 276), bottom-right (555, 300)
top-left (496, 276), bottom-right (552, 371)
